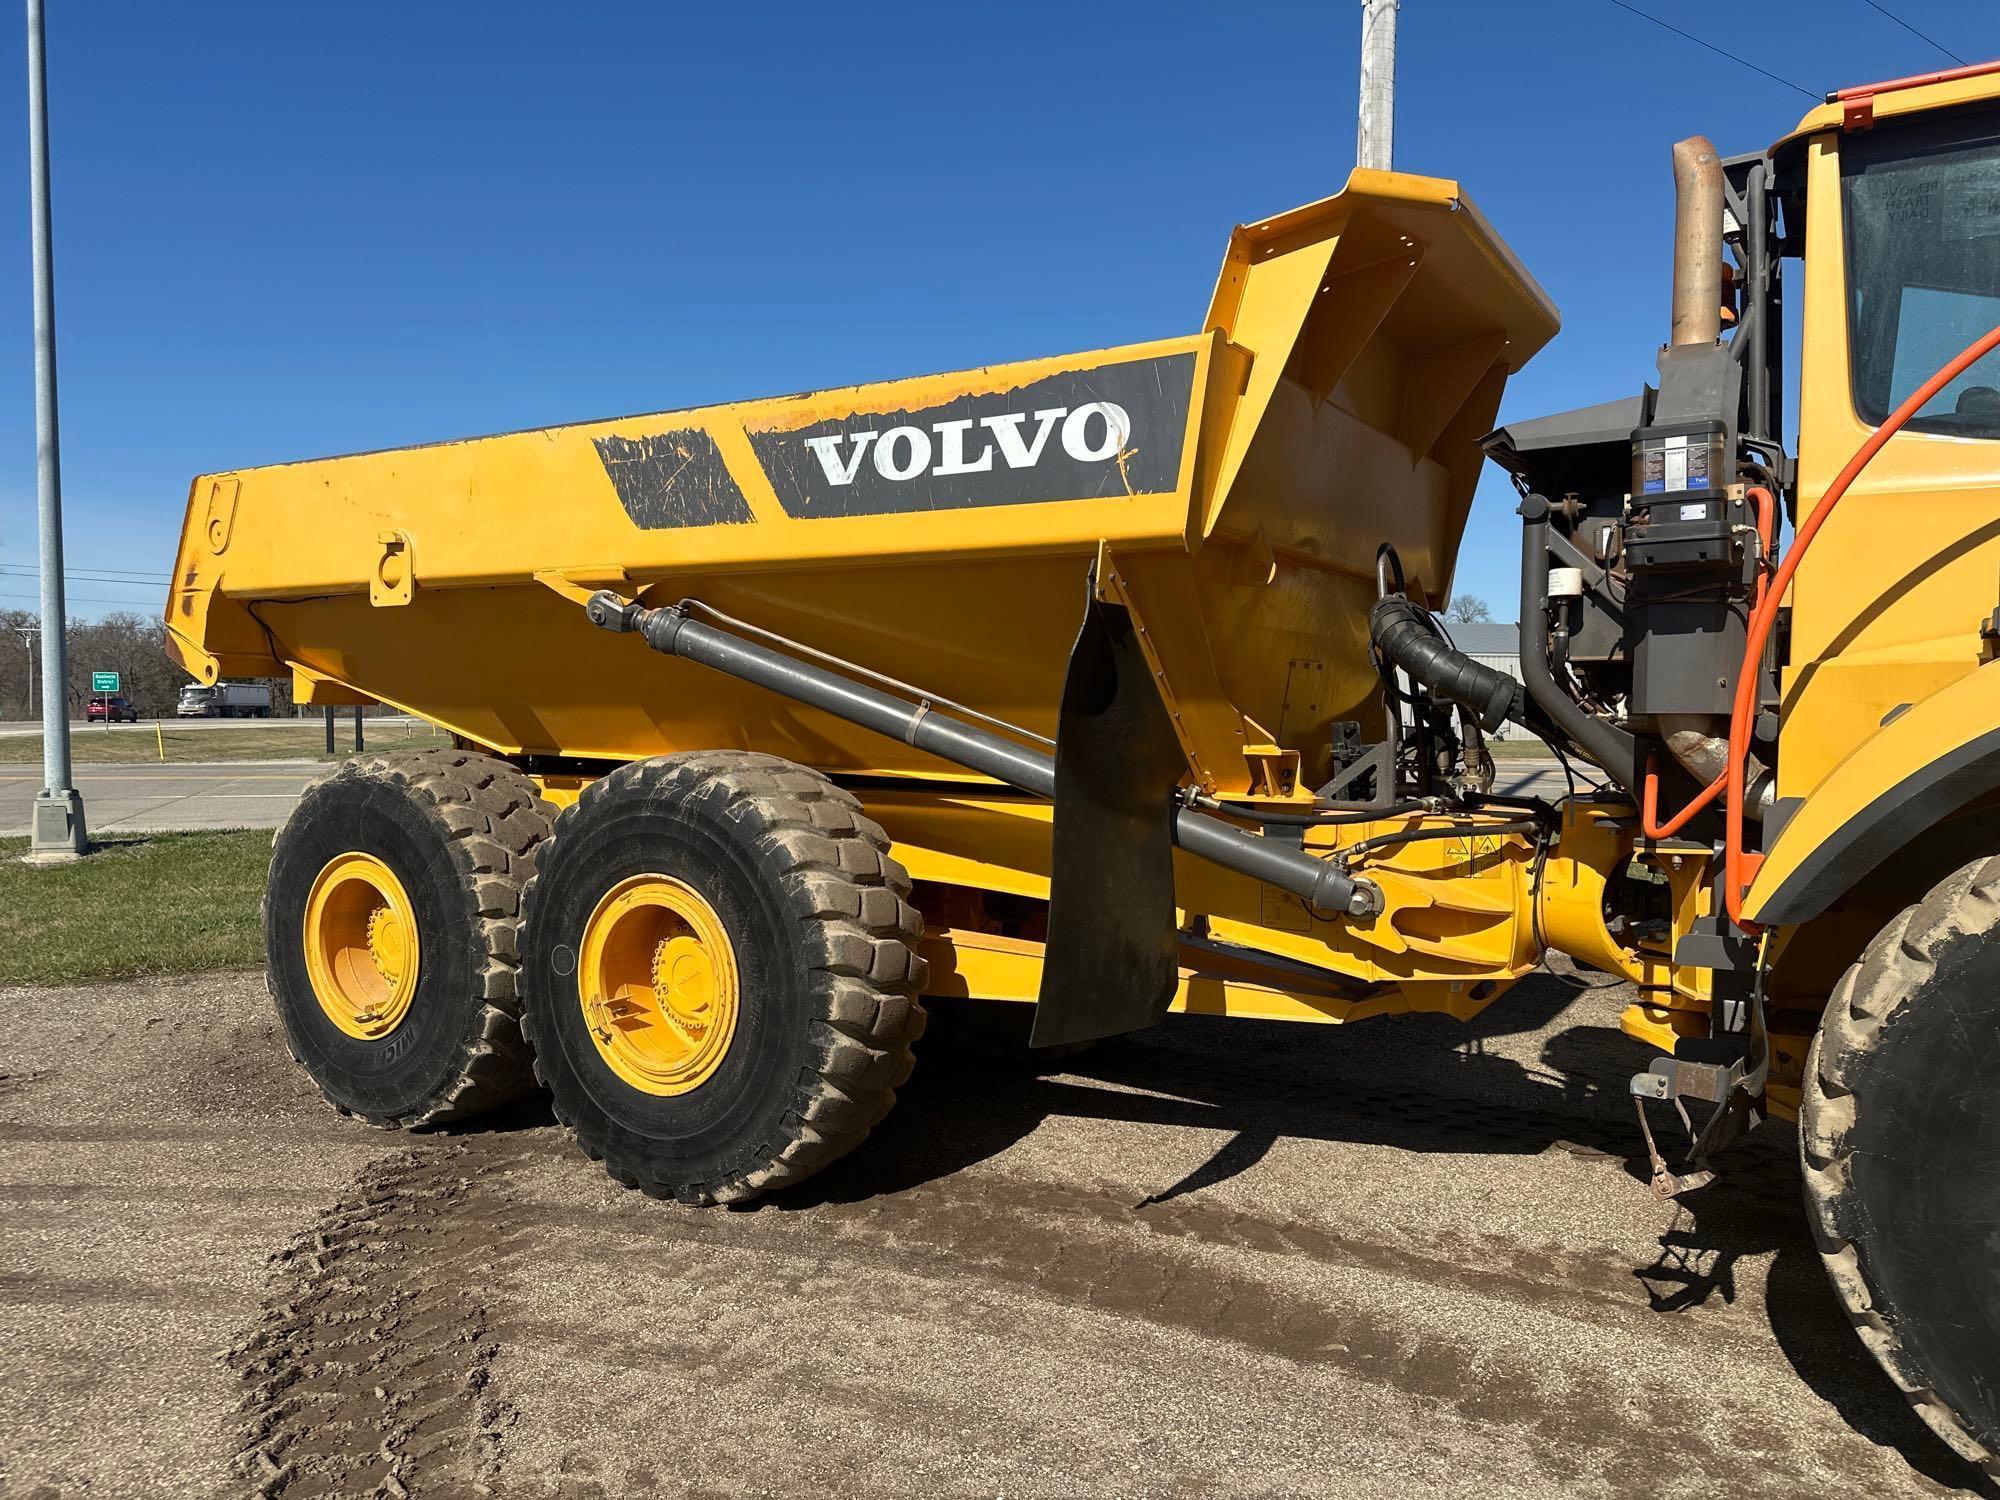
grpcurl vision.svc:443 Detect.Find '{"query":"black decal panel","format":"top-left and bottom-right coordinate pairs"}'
top-left (747, 352), bottom-right (1196, 519)
top-left (594, 429), bottom-right (754, 529)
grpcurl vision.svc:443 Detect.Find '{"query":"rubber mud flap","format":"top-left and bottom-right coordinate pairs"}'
top-left (1033, 593), bottom-right (1185, 1047)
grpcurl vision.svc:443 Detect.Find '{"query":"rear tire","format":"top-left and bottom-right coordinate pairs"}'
top-left (1801, 854), bottom-right (2000, 1479)
top-left (264, 747), bottom-right (552, 1128)
top-left (519, 751), bottom-right (927, 1205)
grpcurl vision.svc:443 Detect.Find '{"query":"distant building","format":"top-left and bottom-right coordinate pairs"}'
top-left (1445, 622), bottom-right (1527, 741)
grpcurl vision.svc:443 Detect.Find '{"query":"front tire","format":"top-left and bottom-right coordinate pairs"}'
top-left (264, 748), bottom-right (552, 1127)
top-left (1802, 855), bottom-right (2000, 1478)
top-left (520, 751), bottom-right (926, 1205)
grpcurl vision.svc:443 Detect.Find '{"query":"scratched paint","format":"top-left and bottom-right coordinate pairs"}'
top-left (592, 429), bottom-right (754, 529)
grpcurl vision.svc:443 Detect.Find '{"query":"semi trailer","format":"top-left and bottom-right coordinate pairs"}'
top-left (176, 680), bottom-right (271, 717)
top-left (166, 60), bottom-right (2000, 1475)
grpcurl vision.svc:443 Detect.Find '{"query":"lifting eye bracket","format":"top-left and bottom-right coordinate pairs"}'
top-left (370, 530), bottom-right (415, 607)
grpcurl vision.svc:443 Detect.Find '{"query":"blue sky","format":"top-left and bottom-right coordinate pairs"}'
top-left (2, 0), bottom-right (1997, 620)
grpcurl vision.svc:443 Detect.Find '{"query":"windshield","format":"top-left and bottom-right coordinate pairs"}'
top-left (1843, 105), bottom-right (2000, 438)
top-left (179, 685), bottom-right (211, 702)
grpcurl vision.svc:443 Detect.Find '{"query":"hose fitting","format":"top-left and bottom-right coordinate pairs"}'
top-left (587, 591), bottom-right (687, 654)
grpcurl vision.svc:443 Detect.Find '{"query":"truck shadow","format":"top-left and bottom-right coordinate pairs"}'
top-left (790, 967), bottom-right (1992, 1494)
top-left (1651, 1171), bottom-right (1998, 1496)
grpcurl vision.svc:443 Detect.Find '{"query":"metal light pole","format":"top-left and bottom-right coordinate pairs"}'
top-left (24, 0), bottom-right (85, 857)
top-left (1357, 0), bottom-right (1399, 173)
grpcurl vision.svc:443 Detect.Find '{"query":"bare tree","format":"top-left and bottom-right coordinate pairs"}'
top-left (3, 611), bottom-right (200, 719)
top-left (0, 609), bottom-right (307, 721)
top-left (1, 609), bottom-right (36, 719)
top-left (1443, 594), bottom-right (1493, 624)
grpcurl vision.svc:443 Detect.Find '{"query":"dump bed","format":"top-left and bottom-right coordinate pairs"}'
top-left (167, 169), bottom-right (1555, 794)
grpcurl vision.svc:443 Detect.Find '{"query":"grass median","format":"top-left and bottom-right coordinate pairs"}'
top-left (0, 721), bottom-right (448, 765)
top-left (0, 830), bottom-right (270, 985)
top-left (0, 731), bottom-right (1556, 989)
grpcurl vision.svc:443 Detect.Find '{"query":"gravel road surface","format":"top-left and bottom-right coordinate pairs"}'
top-left (2, 966), bottom-right (1986, 1498)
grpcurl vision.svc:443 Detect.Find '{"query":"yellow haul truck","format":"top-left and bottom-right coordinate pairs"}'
top-left (167, 62), bottom-right (2000, 1473)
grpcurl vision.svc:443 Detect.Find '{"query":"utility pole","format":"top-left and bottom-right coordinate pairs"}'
top-left (1357, 0), bottom-right (1399, 173)
top-left (24, 0), bottom-right (85, 858)
top-left (14, 622), bottom-right (37, 717)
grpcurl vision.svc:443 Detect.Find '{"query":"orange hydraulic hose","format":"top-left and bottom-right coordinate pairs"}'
top-left (1639, 484), bottom-right (1775, 839)
top-left (1642, 753), bottom-right (1724, 838)
top-left (1749, 481), bottom-right (1775, 556)
top-left (1724, 324), bottom-right (2000, 927)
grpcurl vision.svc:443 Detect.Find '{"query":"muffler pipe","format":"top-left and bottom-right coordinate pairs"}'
top-left (588, 592), bottom-right (1382, 919)
top-left (1670, 135), bottom-right (1724, 347)
top-left (1659, 714), bottom-right (1775, 822)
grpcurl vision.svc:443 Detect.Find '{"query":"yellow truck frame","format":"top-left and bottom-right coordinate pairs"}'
top-left (166, 65), bottom-right (2000, 1477)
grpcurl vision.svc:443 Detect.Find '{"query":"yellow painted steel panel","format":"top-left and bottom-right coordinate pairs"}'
top-left (164, 170), bottom-right (1570, 1012)
top-left (1782, 134), bottom-right (2000, 801)
top-left (1748, 664), bottom-right (2000, 922)
top-left (167, 172), bottom-right (1556, 798)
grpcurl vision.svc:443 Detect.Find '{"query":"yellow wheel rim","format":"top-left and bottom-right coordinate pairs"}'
top-left (302, 852), bottom-right (421, 1040)
top-left (578, 873), bottom-right (740, 1096)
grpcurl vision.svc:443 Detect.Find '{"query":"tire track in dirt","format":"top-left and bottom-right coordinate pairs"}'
top-left (763, 1189), bottom-right (1756, 1488)
top-left (489, 1106), bottom-right (1821, 1495)
top-left (224, 1141), bottom-right (534, 1498)
top-left (217, 1061), bottom-right (1833, 1497)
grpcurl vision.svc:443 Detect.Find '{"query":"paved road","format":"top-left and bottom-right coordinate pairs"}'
top-left (0, 714), bottom-right (421, 738)
top-left (1494, 760), bottom-right (1568, 799)
top-left (0, 763), bottom-right (325, 837)
top-left (0, 759), bottom-right (1574, 839)
top-left (0, 965), bottom-right (1984, 1498)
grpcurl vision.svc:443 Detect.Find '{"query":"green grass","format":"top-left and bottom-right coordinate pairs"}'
top-left (1488, 739), bottom-right (1558, 760)
top-left (0, 829), bottom-right (270, 985)
top-left (0, 721), bottom-right (447, 765)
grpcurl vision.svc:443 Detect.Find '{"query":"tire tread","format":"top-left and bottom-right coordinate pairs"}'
top-left (1801, 854), bottom-right (2000, 1477)
top-left (520, 751), bottom-right (926, 1205)
top-left (267, 746), bottom-right (553, 1130)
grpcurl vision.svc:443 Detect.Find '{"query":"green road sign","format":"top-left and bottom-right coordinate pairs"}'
top-left (91, 671), bottom-right (120, 693)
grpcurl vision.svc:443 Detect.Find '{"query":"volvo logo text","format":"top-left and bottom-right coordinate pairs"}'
top-left (802, 402), bottom-right (1133, 487)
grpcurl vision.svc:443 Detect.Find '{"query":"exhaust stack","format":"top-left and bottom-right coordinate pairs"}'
top-left (1670, 136), bottom-right (1723, 347)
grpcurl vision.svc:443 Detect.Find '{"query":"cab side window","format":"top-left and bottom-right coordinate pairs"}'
top-left (1844, 106), bottom-right (2000, 437)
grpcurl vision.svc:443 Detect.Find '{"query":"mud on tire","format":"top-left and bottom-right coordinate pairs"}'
top-left (519, 751), bottom-right (927, 1205)
top-left (1801, 854), bottom-right (2000, 1479)
top-left (264, 747), bottom-right (553, 1128)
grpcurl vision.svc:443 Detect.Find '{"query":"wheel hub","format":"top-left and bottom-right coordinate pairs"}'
top-left (302, 852), bottom-right (421, 1040)
top-left (578, 874), bottom-right (740, 1096)
top-left (367, 903), bottom-right (410, 986)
